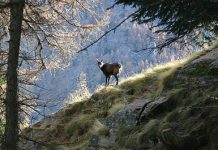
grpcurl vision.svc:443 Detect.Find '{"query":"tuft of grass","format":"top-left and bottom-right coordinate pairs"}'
top-left (91, 119), bottom-right (110, 136)
top-left (92, 86), bottom-right (123, 108)
top-left (146, 62), bottom-right (184, 100)
top-left (96, 86), bottom-right (122, 97)
top-left (117, 120), bottom-right (160, 149)
top-left (119, 71), bottom-right (157, 97)
top-left (210, 126), bottom-right (218, 149)
top-left (52, 124), bottom-right (65, 137)
top-left (64, 101), bottom-right (85, 116)
top-left (164, 108), bottom-right (181, 122)
top-left (137, 119), bottom-right (160, 144)
top-left (124, 95), bottom-right (135, 103)
top-left (116, 125), bottom-right (139, 147)
top-left (160, 128), bottom-right (186, 148)
top-left (70, 140), bottom-right (89, 150)
top-left (183, 61), bottom-right (218, 76)
top-left (108, 102), bottom-right (125, 115)
top-left (64, 114), bottom-right (95, 138)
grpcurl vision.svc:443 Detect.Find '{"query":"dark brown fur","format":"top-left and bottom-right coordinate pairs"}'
top-left (97, 59), bottom-right (122, 86)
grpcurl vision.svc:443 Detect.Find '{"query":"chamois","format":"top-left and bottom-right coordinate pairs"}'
top-left (97, 59), bottom-right (122, 86)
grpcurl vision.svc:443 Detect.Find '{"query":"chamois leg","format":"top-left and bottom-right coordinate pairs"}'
top-left (105, 76), bottom-right (108, 86)
top-left (107, 76), bottom-right (111, 86)
top-left (114, 75), bottom-right (119, 85)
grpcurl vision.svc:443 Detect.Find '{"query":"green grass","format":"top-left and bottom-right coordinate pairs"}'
top-left (115, 78), bottom-right (217, 149)
top-left (137, 119), bottom-right (160, 143)
top-left (114, 48), bottom-right (217, 149)
top-left (183, 61), bottom-right (218, 76)
top-left (116, 125), bottom-right (139, 148)
top-left (116, 119), bottom-right (161, 149)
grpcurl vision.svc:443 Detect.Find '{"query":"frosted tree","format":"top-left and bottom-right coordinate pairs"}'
top-left (66, 72), bottom-right (90, 104)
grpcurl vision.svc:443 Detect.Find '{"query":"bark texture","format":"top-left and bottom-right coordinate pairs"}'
top-left (2, 0), bottom-right (24, 149)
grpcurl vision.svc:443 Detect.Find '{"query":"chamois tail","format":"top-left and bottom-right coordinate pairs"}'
top-left (118, 63), bottom-right (122, 68)
top-left (117, 63), bottom-right (122, 75)
top-left (114, 63), bottom-right (122, 68)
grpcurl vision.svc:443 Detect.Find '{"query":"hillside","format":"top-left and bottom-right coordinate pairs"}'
top-left (21, 46), bottom-right (218, 150)
top-left (34, 0), bottom-right (195, 114)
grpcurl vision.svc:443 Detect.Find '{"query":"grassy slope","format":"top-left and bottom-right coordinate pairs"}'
top-left (22, 46), bottom-right (218, 150)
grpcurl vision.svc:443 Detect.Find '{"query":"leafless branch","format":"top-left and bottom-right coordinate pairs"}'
top-left (77, 10), bottom-right (139, 53)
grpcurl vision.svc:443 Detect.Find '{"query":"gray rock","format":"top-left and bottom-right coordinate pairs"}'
top-left (105, 99), bottom-right (153, 128)
top-left (89, 135), bottom-right (99, 147)
top-left (98, 129), bottom-right (116, 148)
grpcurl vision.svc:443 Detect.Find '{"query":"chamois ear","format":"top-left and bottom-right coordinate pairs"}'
top-left (100, 59), bottom-right (103, 62)
top-left (96, 58), bottom-right (99, 62)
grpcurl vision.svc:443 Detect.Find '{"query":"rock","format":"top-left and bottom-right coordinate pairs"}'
top-left (105, 99), bottom-right (153, 128)
top-left (191, 48), bottom-right (218, 66)
top-left (105, 108), bottom-right (137, 128)
top-left (105, 97), bottom-right (169, 127)
top-left (19, 141), bottom-right (38, 150)
top-left (87, 129), bottom-right (116, 149)
top-left (138, 97), bottom-right (168, 122)
top-left (98, 129), bottom-right (116, 148)
top-left (183, 48), bottom-right (218, 76)
top-left (89, 135), bottom-right (99, 148)
top-left (125, 98), bottom-right (151, 112)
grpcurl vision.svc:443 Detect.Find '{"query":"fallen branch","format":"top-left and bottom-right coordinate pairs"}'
top-left (136, 100), bottom-right (153, 125)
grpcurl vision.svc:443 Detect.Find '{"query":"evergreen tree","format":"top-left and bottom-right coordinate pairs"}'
top-left (115, 0), bottom-right (218, 48)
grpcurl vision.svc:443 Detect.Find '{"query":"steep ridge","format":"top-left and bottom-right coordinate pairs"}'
top-left (21, 46), bottom-right (218, 150)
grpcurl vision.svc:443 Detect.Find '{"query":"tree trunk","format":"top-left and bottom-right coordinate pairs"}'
top-left (2, 1), bottom-right (24, 150)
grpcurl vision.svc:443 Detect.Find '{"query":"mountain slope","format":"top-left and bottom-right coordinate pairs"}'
top-left (21, 46), bottom-right (218, 150)
top-left (34, 0), bottom-right (196, 114)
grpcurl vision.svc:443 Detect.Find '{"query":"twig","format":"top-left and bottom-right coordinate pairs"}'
top-left (20, 135), bottom-right (50, 147)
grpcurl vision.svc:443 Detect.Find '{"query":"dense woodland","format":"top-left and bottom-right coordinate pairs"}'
top-left (0, 0), bottom-right (217, 150)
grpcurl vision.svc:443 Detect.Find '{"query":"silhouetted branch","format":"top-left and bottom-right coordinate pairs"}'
top-left (77, 10), bottom-right (139, 53)
top-left (106, 3), bottom-right (117, 10)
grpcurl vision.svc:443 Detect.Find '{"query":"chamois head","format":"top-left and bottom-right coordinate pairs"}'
top-left (96, 58), bottom-right (122, 86)
top-left (96, 58), bottom-right (103, 68)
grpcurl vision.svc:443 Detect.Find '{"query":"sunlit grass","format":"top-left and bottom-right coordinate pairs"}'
top-left (91, 49), bottom-right (210, 102)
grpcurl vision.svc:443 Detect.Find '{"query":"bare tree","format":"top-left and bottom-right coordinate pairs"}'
top-left (0, 0), bottom-right (109, 149)
top-left (1, 0), bottom-right (25, 149)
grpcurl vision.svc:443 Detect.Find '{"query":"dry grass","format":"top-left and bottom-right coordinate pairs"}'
top-left (108, 102), bottom-right (125, 115)
top-left (64, 114), bottom-right (95, 138)
top-left (91, 119), bottom-right (110, 136)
